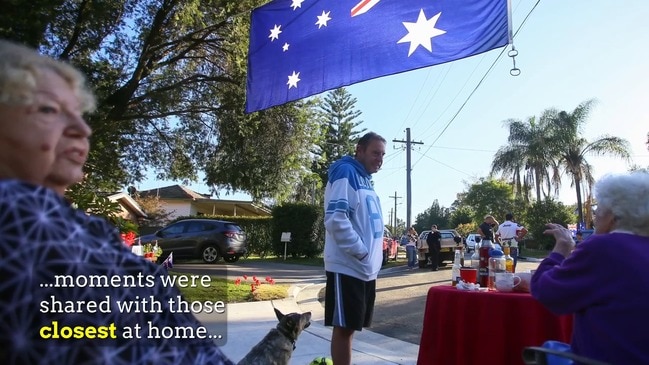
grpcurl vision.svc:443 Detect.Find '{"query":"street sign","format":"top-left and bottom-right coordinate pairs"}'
top-left (281, 232), bottom-right (291, 260)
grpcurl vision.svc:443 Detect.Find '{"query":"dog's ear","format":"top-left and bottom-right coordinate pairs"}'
top-left (274, 307), bottom-right (285, 321)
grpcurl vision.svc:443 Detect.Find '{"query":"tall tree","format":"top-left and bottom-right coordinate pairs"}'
top-left (2, 0), bottom-right (320, 202)
top-left (491, 112), bottom-right (557, 203)
top-left (548, 99), bottom-right (631, 226)
top-left (462, 178), bottom-right (516, 224)
top-left (414, 199), bottom-right (450, 232)
top-left (312, 88), bottom-right (366, 184)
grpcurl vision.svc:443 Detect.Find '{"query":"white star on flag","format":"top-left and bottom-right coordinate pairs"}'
top-left (291, 0), bottom-right (304, 10)
top-left (287, 71), bottom-right (301, 89)
top-left (316, 11), bottom-right (332, 28)
top-left (282, 43), bottom-right (290, 52)
top-left (269, 24), bottom-right (282, 41)
top-left (397, 9), bottom-right (446, 57)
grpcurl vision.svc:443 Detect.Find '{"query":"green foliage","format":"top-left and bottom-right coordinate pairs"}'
top-left (491, 113), bottom-right (558, 203)
top-left (271, 203), bottom-right (325, 258)
top-left (413, 199), bottom-right (450, 232)
top-left (462, 178), bottom-right (516, 223)
top-left (3, 0), bottom-right (322, 201)
top-left (455, 223), bottom-right (478, 238)
top-left (64, 183), bottom-right (137, 232)
top-left (449, 206), bottom-right (474, 228)
top-left (133, 194), bottom-right (173, 228)
top-left (523, 199), bottom-right (575, 250)
top-left (546, 99), bottom-right (631, 226)
top-left (312, 88), bottom-right (367, 187)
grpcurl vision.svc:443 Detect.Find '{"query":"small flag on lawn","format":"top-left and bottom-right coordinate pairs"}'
top-left (161, 252), bottom-right (173, 270)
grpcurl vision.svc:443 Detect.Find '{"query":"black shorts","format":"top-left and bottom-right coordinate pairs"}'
top-left (324, 271), bottom-right (376, 331)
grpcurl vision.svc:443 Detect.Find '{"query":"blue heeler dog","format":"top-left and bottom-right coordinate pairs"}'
top-left (238, 308), bottom-right (312, 365)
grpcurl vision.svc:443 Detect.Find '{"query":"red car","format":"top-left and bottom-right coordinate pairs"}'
top-left (383, 228), bottom-right (399, 266)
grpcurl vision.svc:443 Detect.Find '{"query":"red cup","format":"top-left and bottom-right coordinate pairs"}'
top-left (460, 268), bottom-right (478, 284)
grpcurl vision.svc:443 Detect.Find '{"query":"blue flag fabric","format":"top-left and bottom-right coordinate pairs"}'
top-left (161, 252), bottom-right (173, 270)
top-left (246, 0), bottom-right (511, 113)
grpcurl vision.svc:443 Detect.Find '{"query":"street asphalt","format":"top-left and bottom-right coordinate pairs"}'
top-left (173, 255), bottom-right (542, 345)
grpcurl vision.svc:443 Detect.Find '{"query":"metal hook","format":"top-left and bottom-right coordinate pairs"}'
top-left (508, 45), bottom-right (520, 76)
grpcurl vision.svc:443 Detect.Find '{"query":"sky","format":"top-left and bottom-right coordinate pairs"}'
top-left (138, 0), bottom-right (649, 226)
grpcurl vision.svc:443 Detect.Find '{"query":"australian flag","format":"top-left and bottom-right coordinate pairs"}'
top-left (246, 0), bottom-right (511, 113)
top-left (161, 252), bottom-right (173, 270)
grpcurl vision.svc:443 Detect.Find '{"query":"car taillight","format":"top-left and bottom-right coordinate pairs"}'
top-left (224, 231), bottom-right (237, 238)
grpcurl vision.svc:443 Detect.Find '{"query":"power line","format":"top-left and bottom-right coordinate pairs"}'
top-left (413, 0), bottom-right (542, 169)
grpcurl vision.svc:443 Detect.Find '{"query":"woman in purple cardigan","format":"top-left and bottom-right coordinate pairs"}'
top-left (532, 171), bottom-right (649, 364)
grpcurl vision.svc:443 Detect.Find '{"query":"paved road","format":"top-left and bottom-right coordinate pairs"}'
top-left (172, 257), bottom-right (541, 345)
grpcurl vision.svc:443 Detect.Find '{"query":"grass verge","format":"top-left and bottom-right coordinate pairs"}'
top-left (520, 248), bottom-right (551, 259)
top-left (171, 272), bottom-right (290, 303)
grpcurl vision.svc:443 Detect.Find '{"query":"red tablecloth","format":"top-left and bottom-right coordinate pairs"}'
top-left (417, 285), bottom-right (573, 365)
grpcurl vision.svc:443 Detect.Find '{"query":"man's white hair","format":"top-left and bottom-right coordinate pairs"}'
top-left (595, 171), bottom-right (649, 236)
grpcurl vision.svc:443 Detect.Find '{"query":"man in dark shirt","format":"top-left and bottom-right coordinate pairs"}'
top-left (478, 215), bottom-right (499, 243)
top-left (426, 225), bottom-right (442, 271)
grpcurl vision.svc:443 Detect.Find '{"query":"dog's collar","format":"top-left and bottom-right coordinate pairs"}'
top-left (277, 326), bottom-right (296, 350)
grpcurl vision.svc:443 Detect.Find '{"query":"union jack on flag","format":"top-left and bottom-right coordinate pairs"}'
top-left (246, 0), bottom-right (511, 113)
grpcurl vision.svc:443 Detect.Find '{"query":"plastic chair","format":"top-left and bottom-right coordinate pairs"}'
top-left (522, 341), bottom-right (610, 365)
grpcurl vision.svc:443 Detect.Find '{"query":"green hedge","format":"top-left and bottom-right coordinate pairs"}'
top-left (271, 203), bottom-right (324, 258)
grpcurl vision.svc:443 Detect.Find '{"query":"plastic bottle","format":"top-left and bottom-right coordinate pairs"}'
top-left (451, 250), bottom-right (462, 286)
top-left (459, 245), bottom-right (465, 267)
top-left (503, 246), bottom-right (514, 273)
top-left (488, 249), bottom-right (506, 290)
top-left (470, 245), bottom-right (480, 271)
top-left (478, 239), bottom-right (492, 287)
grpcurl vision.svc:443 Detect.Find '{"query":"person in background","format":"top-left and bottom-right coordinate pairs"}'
top-left (323, 132), bottom-right (386, 365)
top-left (406, 226), bottom-right (418, 270)
top-left (426, 225), bottom-right (442, 271)
top-left (495, 212), bottom-right (527, 271)
top-left (574, 231), bottom-right (584, 244)
top-left (0, 39), bottom-right (232, 364)
top-left (477, 215), bottom-right (499, 245)
top-left (532, 172), bottom-right (649, 364)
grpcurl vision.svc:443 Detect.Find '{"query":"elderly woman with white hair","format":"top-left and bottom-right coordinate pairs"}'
top-left (0, 40), bottom-right (232, 364)
top-left (532, 171), bottom-right (649, 364)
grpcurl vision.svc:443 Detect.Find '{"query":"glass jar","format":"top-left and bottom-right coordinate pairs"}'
top-left (488, 249), bottom-right (506, 290)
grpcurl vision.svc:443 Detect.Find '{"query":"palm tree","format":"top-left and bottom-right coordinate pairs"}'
top-left (548, 99), bottom-right (632, 226)
top-left (491, 114), bottom-right (557, 202)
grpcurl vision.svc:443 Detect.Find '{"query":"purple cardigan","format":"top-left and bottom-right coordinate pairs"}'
top-left (531, 232), bottom-right (649, 364)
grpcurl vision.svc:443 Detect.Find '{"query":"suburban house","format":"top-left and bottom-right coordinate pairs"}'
top-left (106, 192), bottom-right (148, 224)
top-left (137, 184), bottom-right (272, 220)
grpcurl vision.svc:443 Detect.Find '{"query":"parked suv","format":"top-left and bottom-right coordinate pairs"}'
top-left (139, 219), bottom-right (247, 264)
top-left (418, 229), bottom-right (463, 267)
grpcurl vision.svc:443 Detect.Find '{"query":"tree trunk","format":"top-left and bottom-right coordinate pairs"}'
top-left (575, 178), bottom-right (584, 227)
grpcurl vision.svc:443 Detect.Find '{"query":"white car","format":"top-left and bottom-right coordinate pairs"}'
top-left (465, 233), bottom-right (481, 252)
top-left (417, 229), bottom-right (463, 267)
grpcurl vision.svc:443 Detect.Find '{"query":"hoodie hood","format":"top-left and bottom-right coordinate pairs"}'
top-left (328, 156), bottom-right (369, 182)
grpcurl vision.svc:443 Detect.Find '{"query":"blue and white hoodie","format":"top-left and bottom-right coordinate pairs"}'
top-left (324, 156), bottom-right (384, 281)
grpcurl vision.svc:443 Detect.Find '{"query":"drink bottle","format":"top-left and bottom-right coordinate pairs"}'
top-left (478, 239), bottom-right (492, 287)
top-left (451, 250), bottom-right (462, 286)
top-left (503, 246), bottom-right (514, 273)
top-left (488, 249), bottom-right (506, 290)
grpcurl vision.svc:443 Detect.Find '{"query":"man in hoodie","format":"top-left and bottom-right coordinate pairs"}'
top-left (323, 132), bottom-right (386, 365)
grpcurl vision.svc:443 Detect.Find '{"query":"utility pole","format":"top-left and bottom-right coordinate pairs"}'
top-left (393, 128), bottom-right (423, 229)
top-left (389, 191), bottom-right (402, 234)
top-left (389, 208), bottom-right (393, 234)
